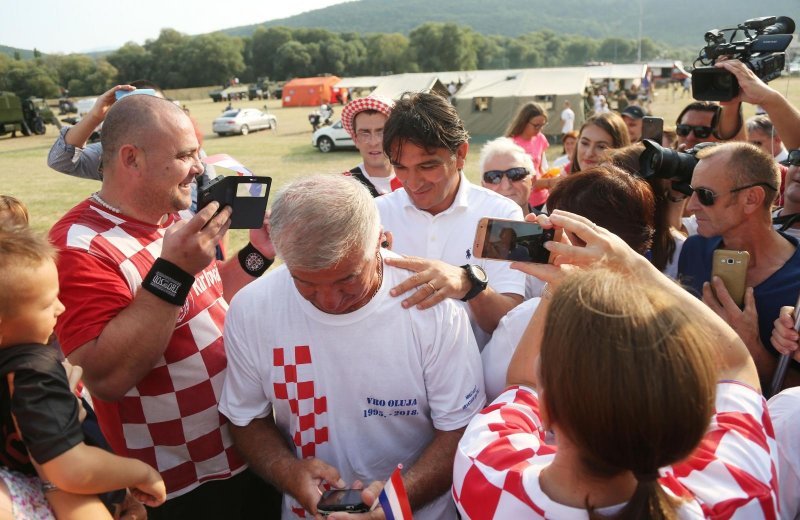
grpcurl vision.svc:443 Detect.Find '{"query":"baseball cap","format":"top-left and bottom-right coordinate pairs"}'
top-left (620, 105), bottom-right (646, 120)
top-left (341, 96), bottom-right (394, 138)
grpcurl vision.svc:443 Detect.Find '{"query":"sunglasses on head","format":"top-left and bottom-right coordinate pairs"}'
top-left (483, 167), bottom-right (530, 184)
top-left (690, 182), bottom-right (778, 206)
top-left (781, 149), bottom-right (800, 167)
top-left (676, 124), bottom-right (713, 139)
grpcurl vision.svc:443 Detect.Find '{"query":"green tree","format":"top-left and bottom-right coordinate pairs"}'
top-left (273, 41), bottom-right (313, 79)
top-left (0, 60), bottom-right (59, 97)
top-left (176, 33), bottom-right (245, 88)
top-left (33, 48), bottom-right (41, 59)
top-left (107, 43), bottom-right (153, 83)
top-left (409, 22), bottom-right (478, 71)
top-left (249, 26), bottom-right (294, 78)
top-left (144, 29), bottom-right (188, 88)
top-left (597, 38), bottom-right (636, 62)
top-left (364, 33), bottom-right (414, 74)
top-left (563, 38), bottom-right (598, 65)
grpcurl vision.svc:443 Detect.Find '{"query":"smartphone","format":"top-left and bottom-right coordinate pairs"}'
top-left (641, 116), bottom-right (664, 143)
top-left (473, 218), bottom-right (557, 263)
top-left (197, 175), bottom-right (272, 229)
top-left (115, 88), bottom-right (157, 100)
top-left (316, 489), bottom-right (369, 515)
top-left (711, 249), bottom-right (750, 307)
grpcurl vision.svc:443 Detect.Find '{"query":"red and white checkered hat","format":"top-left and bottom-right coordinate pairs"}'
top-left (341, 95), bottom-right (394, 138)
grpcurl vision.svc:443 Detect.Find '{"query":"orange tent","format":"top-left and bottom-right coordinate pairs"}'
top-left (281, 76), bottom-right (342, 107)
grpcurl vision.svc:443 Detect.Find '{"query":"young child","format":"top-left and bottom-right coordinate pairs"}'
top-left (0, 195), bottom-right (29, 229)
top-left (0, 227), bottom-right (166, 519)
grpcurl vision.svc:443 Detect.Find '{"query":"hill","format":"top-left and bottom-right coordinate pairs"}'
top-left (0, 45), bottom-right (39, 60)
top-left (222, 0), bottom-right (798, 48)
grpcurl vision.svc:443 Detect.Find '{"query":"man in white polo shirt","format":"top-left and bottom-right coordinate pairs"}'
top-left (376, 92), bottom-right (525, 347)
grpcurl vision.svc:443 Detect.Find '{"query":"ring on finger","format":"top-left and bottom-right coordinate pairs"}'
top-left (425, 281), bottom-right (437, 294)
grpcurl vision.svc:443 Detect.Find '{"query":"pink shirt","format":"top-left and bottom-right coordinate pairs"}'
top-left (512, 134), bottom-right (550, 207)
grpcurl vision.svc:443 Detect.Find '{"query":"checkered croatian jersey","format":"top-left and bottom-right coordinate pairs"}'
top-left (50, 199), bottom-right (245, 498)
top-left (453, 382), bottom-right (778, 519)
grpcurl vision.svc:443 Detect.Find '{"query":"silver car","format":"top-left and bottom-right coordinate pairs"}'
top-left (212, 108), bottom-right (277, 136)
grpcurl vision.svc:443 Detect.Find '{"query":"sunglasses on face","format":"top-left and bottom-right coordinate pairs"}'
top-left (690, 182), bottom-right (778, 206)
top-left (676, 124), bottom-right (713, 139)
top-left (483, 167), bottom-right (530, 184)
top-left (781, 149), bottom-right (800, 167)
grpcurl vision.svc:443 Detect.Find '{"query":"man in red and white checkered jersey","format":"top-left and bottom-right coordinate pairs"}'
top-left (49, 94), bottom-right (280, 519)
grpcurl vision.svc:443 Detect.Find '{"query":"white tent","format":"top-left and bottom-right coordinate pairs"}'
top-left (453, 67), bottom-right (590, 138)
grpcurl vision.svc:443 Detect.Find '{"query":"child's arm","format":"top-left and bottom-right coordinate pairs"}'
top-left (42, 490), bottom-right (113, 520)
top-left (37, 443), bottom-right (166, 507)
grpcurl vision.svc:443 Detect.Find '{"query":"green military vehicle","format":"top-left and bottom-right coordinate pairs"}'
top-left (0, 92), bottom-right (57, 137)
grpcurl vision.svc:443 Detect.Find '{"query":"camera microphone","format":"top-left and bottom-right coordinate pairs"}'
top-left (763, 16), bottom-right (795, 35)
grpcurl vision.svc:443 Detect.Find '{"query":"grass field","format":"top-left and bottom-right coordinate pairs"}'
top-left (2, 75), bottom-right (799, 252)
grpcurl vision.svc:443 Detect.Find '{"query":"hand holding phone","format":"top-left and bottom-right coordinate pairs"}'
top-left (473, 217), bottom-right (558, 263)
top-left (316, 489), bottom-right (369, 515)
top-left (197, 175), bottom-right (272, 229)
top-left (711, 249), bottom-right (750, 307)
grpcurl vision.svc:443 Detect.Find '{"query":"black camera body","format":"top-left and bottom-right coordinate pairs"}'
top-left (197, 175), bottom-right (271, 229)
top-left (692, 16), bottom-right (794, 101)
top-left (639, 140), bottom-right (718, 195)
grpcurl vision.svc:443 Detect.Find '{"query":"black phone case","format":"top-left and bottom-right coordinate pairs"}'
top-left (197, 175), bottom-right (272, 229)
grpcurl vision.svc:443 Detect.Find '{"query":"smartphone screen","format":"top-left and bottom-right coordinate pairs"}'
top-left (317, 489), bottom-right (368, 514)
top-left (642, 116), bottom-right (664, 143)
top-left (473, 218), bottom-right (555, 263)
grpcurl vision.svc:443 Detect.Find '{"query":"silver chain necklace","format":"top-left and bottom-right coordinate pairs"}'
top-left (91, 192), bottom-right (122, 213)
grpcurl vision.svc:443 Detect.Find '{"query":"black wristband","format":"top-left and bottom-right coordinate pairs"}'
top-left (142, 258), bottom-right (195, 306)
top-left (238, 242), bottom-right (273, 277)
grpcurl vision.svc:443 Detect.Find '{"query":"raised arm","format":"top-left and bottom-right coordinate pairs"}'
top-left (66, 204), bottom-right (230, 400)
top-left (509, 210), bottom-right (760, 389)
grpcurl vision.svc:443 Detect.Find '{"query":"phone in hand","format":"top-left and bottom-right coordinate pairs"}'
top-left (317, 489), bottom-right (369, 515)
top-left (641, 116), bottom-right (664, 143)
top-left (197, 175), bottom-right (271, 229)
top-left (711, 249), bottom-right (750, 307)
top-left (473, 217), bottom-right (558, 263)
top-left (115, 88), bottom-right (157, 100)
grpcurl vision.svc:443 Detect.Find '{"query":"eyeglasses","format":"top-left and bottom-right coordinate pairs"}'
top-left (781, 149), bottom-right (800, 167)
top-left (528, 121), bottom-right (546, 129)
top-left (676, 124), bottom-right (714, 139)
top-left (690, 182), bottom-right (778, 206)
top-left (354, 129), bottom-right (383, 144)
top-left (483, 167), bottom-right (530, 184)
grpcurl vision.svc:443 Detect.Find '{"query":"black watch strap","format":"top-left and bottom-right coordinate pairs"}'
top-left (238, 243), bottom-right (274, 277)
top-left (460, 264), bottom-right (488, 302)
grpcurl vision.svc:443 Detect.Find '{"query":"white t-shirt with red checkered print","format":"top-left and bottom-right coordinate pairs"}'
top-left (219, 251), bottom-right (486, 519)
top-left (453, 382), bottom-right (779, 519)
top-left (50, 199), bottom-right (246, 498)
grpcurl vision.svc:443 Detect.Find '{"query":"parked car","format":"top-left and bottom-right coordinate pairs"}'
top-left (212, 108), bottom-right (277, 136)
top-left (311, 120), bottom-right (354, 153)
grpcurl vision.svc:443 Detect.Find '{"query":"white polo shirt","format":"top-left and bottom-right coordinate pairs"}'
top-left (376, 172), bottom-right (525, 347)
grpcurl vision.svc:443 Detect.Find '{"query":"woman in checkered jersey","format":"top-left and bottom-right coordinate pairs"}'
top-left (452, 211), bottom-right (778, 519)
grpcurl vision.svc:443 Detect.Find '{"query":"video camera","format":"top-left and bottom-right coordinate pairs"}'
top-left (638, 140), bottom-right (718, 195)
top-left (691, 16), bottom-right (794, 101)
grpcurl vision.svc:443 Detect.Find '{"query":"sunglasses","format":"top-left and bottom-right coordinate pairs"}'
top-left (483, 167), bottom-right (530, 184)
top-left (676, 124), bottom-right (714, 139)
top-left (781, 149), bottom-right (800, 167)
top-left (690, 182), bottom-right (778, 206)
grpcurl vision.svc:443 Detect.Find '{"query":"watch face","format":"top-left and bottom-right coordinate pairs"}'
top-left (471, 265), bottom-right (488, 283)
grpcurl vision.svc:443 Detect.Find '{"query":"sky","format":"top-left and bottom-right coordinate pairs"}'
top-left (1, 0), bottom-right (353, 54)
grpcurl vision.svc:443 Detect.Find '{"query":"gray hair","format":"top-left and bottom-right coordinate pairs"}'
top-left (270, 174), bottom-right (380, 270)
top-left (746, 115), bottom-right (776, 137)
top-left (478, 137), bottom-right (535, 174)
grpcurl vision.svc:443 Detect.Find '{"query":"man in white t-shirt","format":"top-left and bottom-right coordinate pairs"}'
top-left (560, 100), bottom-right (575, 135)
top-left (220, 174), bottom-right (485, 520)
top-left (341, 96), bottom-right (402, 197)
top-left (375, 93), bottom-right (525, 348)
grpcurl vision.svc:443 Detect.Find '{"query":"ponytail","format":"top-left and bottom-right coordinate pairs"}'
top-left (587, 478), bottom-right (680, 520)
